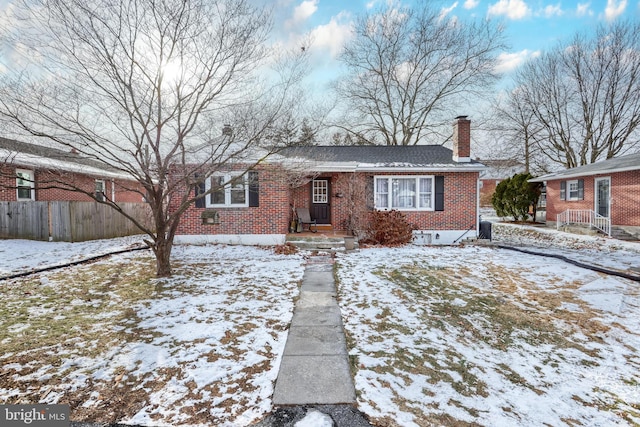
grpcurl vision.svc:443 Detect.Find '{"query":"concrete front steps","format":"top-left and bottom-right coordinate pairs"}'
top-left (611, 226), bottom-right (639, 242)
top-left (558, 224), bottom-right (639, 241)
top-left (286, 227), bottom-right (358, 252)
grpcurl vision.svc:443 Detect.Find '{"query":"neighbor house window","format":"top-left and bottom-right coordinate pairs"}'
top-left (568, 180), bottom-right (580, 200)
top-left (374, 176), bottom-right (434, 210)
top-left (206, 174), bottom-right (248, 207)
top-left (95, 179), bottom-right (106, 201)
top-left (561, 179), bottom-right (584, 201)
top-left (16, 169), bottom-right (35, 201)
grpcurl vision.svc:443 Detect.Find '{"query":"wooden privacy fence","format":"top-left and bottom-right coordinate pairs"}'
top-left (0, 201), bottom-right (152, 242)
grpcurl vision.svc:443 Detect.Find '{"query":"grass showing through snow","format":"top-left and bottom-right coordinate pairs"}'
top-left (1, 240), bottom-right (638, 427)
top-left (336, 246), bottom-right (640, 427)
top-left (0, 245), bottom-right (305, 426)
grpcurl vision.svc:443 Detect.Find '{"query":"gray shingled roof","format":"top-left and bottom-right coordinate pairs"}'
top-left (530, 152), bottom-right (640, 182)
top-left (0, 137), bottom-right (125, 174)
top-left (279, 145), bottom-right (482, 167)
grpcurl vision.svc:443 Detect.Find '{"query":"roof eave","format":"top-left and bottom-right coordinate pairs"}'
top-left (530, 164), bottom-right (640, 182)
top-left (1, 150), bottom-right (137, 181)
top-left (301, 163), bottom-right (487, 173)
top-left (355, 164), bottom-right (487, 173)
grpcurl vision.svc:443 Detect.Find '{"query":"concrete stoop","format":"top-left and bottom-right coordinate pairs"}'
top-left (558, 224), bottom-right (602, 237)
top-left (285, 235), bottom-right (358, 252)
top-left (611, 227), bottom-right (639, 242)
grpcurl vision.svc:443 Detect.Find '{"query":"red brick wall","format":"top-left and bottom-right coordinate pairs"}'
top-left (175, 164), bottom-right (292, 235)
top-left (408, 171), bottom-right (478, 230)
top-left (545, 170), bottom-right (640, 227)
top-left (291, 171), bottom-right (479, 232)
top-left (612, 171), bottom-right (640, 226)
top-left (0, 166), bottom-right (14, 201)
top-left (1, 165), bottom-right (142, 202)
top-left (479, 179), bottom-right (499, 207)
top-left (453, 117), bottom-right (471, 159)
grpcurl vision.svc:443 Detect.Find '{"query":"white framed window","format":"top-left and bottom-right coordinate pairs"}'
top-left (206, 174), bottom-right (248, 207)
top-left (312, 179), bottom-right (328, 204)
top-left (374, 176), bottom-right (434, 211)
top-left (16, 169), bottom-right (35, 201)
top-left (95, 179), bottom-right (106, 201)
top-left (560, 179), bottom-right (583, 201)
top-left (567, 180), bottom-right (580, 201)
top-left (375, 178), bottom-right (389, 209)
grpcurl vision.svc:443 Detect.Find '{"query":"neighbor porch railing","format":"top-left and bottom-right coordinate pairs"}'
top-left (557, 209), bottom-right (611, 237)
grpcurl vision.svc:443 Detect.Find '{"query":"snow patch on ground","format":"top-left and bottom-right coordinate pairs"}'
top-left (1, 228), bottom-right (639, 426)
top-left (294, 410), bottom-right (333, 427)
top-left (0, 235), bottom-right (147, 277)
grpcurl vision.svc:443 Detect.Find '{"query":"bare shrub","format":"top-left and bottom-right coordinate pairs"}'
top-left (362, 210), bottom-right (414, 246)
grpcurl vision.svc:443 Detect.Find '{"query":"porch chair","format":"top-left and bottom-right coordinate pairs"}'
top-left (296, 208), bottom-right (317, 233)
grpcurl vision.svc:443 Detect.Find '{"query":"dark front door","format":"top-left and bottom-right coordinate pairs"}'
top-left (311, 178), bottom-right (331, 225)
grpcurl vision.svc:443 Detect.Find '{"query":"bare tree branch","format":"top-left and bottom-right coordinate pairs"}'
top-left (333, 1), bottom-right (505, 145)
top-left (0, 0), bottom-right (309, 276)
top-left (513, 21), bottom-right (640, 169)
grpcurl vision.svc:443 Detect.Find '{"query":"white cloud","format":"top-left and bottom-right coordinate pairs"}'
top-left (286, 0), bottom-right (319, 29)
top-left (543, 4), bottom-right (563, 17)
top-left (464, 0), bottom-right (480, 9)
top-left (308, 14), bottom-right (353, 59)
top-left (494, 49), bottom-right (541, 74)
top-left (439, 2), bottom-right (458, 21)
top-left (576, 2), bottom-right (594, 16)
top-left (488, 0), bottom-right (532, 20)
top-left (604, 0), bottom-right (627, 21)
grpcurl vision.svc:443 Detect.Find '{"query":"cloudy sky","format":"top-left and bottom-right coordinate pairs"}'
top-left (269, 0), bottom-right (639, 91)
top-left (1, 0), bottom-right (637, 88)
top-left (0, 0), bottom-right (637, 117)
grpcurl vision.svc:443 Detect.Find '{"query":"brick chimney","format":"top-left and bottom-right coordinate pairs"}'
top-left (453, 115), bottom-right (471, 163)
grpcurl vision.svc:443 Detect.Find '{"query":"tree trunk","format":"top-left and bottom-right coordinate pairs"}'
top-left (153, 235), bottom-right (174, 277)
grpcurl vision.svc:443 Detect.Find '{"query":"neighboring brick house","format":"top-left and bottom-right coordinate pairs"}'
top-left (530, 153), bottom-right (640, 239)
top-left (0, 137), bottom-right (142, 203)
top-left (478, 159), bottom-right (526, 207)
top-left (175, 116), bottom-right (486, 245)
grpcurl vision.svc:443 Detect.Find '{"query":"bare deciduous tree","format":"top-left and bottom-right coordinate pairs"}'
top-left (514, 21), bottom-right (640, 169)
top-left (484, 88), bottom-right (550, 175)
top-left (0, 0), bottom-right (309, 276)
top-left (334, 1), bottom-right (505, 145)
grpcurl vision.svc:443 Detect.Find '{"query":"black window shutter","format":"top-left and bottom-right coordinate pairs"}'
top-left (435, 176), bottom-right (444, 211)
top-left (249, 171), bottom-right (259, 207)
top-left (194, 174), bottom-right (205, 208)
top-left (560, 181), bottom-right (566, 200)
top-left (577, 179), bottom-right (584, 200)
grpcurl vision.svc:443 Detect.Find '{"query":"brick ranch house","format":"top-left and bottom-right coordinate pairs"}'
top-left (0, 137), bottom-right (143, 203)
top-left (174, 116), bottom-right (486, 245)
top-left (530, 152), bottom-right (640, 240)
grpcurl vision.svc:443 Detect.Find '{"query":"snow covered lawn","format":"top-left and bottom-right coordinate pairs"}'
top-left (335, 245), bottom-right (640, 426)
top-left (1, 234), bottom-right (639, 426)
top-left (0, 242), bottom-right (305, 426)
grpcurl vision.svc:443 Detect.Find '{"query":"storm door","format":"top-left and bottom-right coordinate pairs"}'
top-left (311, 179), bottom-right (331, 225)
top-left (595, 177), bottom-right (610, 218)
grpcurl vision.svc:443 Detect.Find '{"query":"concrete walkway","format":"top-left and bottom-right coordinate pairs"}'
top-left (272, 255), bottom-right (356, 405)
